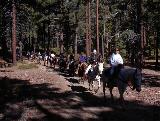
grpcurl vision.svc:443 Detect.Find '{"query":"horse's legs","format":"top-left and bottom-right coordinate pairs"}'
top-left (44, 60), bottom-right (46, 66)
top-left (53, 61), bottom-right (55, 69)
top-left (97, 76), bottom-right (101, 87)
top-left (88, 79), bottom-right (91, 90)
top-left (118, 84), bottom-right (127, 104)
top-left (92, 80), bottom-right (95, 87)
top-left (79, 77), bottom-right (82, 84)
top-left (81, 77), bottom-right (84, 84)
top-left (80, 74), bottom-right (86, 84)
top-left (103, 81), bottom-right (107, 99)
top-left (88, 78), bottom-right (93, 90)
top-left (109, 87), bottom-right (114, 100)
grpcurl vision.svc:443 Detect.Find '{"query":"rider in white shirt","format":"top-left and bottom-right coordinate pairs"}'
top-left (51, 53), bottom-right (55, 58)
top-left (110, 48), bottom-right (123, 76)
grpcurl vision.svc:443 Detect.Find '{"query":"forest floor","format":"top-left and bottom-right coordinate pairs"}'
top-left (0, 60), bottom-right (159, 121)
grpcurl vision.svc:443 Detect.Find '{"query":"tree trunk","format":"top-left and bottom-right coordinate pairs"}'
top-left (85, 1), bottom-right (89, 57)
top-left (60, 32), bottom-right (64, 54)
top-left (96, 0), bottom-right (99, 54)
top-left (88, 0), bottom-right (91, 55)
top-left (48, 22), bottom-right (50, 50)
top-left (43, 22), bottom-right (46, 50)
top-left (12, 1), bottom-right (16, 64)
top-left (75, 27), bottom-right (78, 58)
top-left (155, 31), bottom-right (159, 70)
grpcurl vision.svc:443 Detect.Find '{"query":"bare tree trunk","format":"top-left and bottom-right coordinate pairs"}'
top-left (102, 23), bottom-right (105, 59)
top-left (12, 0), bottom-right (16, 64)
top-left (140, 0), bottom-right (144, 69)
top-left (75, 27), bottom-right (78, 58)
top-left (88, 0), bottom-right (91, 55)
top-left (85, 1), bottom-right (89, 57)
top-left (60, 32), bottom-right (64, 54)
top-left (96, 0), bottom-right (99, 54)
top-left (74, 11), bottom-right (78, 59)
top-left (43, 22), bottom-right (46, 50)
top-left (48, 22), bottom-right (50, 50)
top-left (56, 32), bottom-right (59, 48)
top-left (155, 31), bottom-right (159, 70)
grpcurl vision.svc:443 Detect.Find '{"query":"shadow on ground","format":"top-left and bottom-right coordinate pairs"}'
top-left (143, 73), bottom-right (160, 87)
top-left (143, 61), bottom-right (160, 71)
top-left (0, 76), bottom-right (159, 121)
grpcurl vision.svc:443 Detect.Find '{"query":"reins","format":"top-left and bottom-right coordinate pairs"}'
top-left (119, 78), bottom-right (135, 90)
top-left (128, 83), bottom-right (135, 90)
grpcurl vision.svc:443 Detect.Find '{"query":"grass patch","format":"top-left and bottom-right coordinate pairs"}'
top-left (18, 63), bottom-right (38, 69)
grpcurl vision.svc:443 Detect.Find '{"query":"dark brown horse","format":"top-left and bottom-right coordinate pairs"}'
top-left (78, 62), bottom-right (88, 84)
top-left (68, 60), bottom-right (79, 77)
top-left (102, 67), bottom-right (142, 101)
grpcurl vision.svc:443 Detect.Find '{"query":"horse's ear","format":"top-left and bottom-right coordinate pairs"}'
top-left (137, 68), bottom-right (142, 73)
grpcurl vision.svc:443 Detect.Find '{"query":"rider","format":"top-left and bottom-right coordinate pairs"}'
top-left (85, 58), bottom-right (101, 87)
top-left (68, 54), bottom-right (75, 65)
top-left (85, 59), bottom-right (97, 77)
top-left (109, 47), bottom-right (124, 79)
top-left (79, 53), bottom-right (87, 63)
top-left (51, 51), bottom-right (55, 58)
top-left (89, 49), bottom-right (98, 63)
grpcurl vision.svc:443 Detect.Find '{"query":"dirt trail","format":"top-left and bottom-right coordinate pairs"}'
top-left (0, 61), bottom-right (159, 121)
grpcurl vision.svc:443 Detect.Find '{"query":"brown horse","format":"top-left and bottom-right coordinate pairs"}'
top-left (77, 62), bottom-right (88, 84)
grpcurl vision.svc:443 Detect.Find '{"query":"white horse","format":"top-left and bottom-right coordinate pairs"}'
top-left (85, 62), bottom-right (104, 92)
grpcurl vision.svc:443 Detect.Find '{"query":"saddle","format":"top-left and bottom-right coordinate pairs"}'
top-left (109, 64), bottom-right (124, 83)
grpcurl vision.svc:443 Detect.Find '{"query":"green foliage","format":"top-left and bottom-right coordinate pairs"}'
top-left (50, 47), bottom-right (60, 55)
top-left (36, 0), bottom-right (56, 7)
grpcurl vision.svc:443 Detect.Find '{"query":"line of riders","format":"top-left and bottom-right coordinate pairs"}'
top-left (26, 48), bottom-right (142, 101)
top-left (26, 48), bottom-right (124, 87)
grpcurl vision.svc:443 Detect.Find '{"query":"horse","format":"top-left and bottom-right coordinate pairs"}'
top-left (49, 56), bottom-right (57, 69)
top-left (36, 53), bottom-right (43, 64)
top-left (68, 60), bottom-right (79, 77)
top-left (43, 55), bottom-right (49, 66)
top-left (58, 57), bottom-right (67, 72)
top-left (86, 62), bottom-right (103, 93)
top-left (102, 67), bottom-right (142, 102)
top-left (77, 62), bottom-right (88, 84)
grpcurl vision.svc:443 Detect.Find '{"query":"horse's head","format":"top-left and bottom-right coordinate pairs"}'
top-left (81, 62), bottom-right (88, 69)
top-left (133, 69), bottom-right (142, 92)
